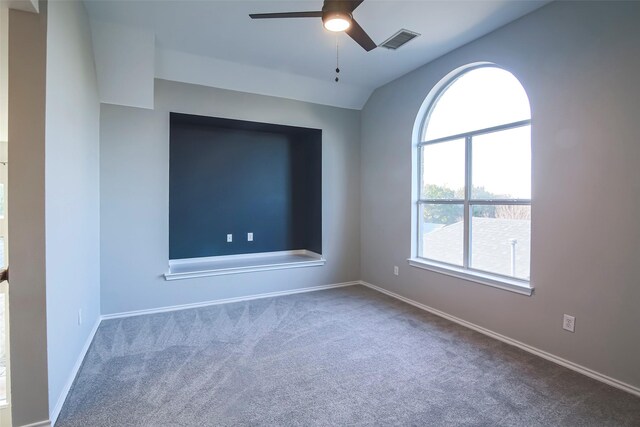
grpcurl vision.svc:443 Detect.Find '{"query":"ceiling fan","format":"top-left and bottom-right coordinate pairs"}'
top-left (249, 0), bottom-right (377, 52)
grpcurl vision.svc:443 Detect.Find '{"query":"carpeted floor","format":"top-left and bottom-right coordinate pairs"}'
top-left (56, 285), bottom-right (640, 426)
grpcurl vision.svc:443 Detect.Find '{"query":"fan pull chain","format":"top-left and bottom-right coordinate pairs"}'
top-left (335, 36), bottom-right (340, 82)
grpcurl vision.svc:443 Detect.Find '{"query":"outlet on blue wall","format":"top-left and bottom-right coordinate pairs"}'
top-left (169, 113), bottom-right (322, 259)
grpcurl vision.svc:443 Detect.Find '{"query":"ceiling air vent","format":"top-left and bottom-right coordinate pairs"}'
top-left (380, 29), bottom-right (420, 50)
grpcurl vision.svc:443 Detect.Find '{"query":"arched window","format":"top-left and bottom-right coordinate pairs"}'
top-left (413, 65), bottom-right (531, 290)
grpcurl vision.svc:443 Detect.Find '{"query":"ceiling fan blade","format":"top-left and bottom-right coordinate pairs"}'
top-left (249, 11), bottom-right (323, 19)
top-left (348, 1), bottom-right (365, 12)
top-left (346, 18), bottom-right (377, 51)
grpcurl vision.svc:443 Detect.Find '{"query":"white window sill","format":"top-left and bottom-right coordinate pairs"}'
top-left (407, 258), bottom-right (533, 296)
top-left (165, 250), bottom-right (325, 281)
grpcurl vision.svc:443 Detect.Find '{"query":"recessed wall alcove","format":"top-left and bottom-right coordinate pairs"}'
top-left (165, 113), bottom-right (323, 280)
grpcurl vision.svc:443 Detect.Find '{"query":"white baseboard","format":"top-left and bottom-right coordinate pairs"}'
top-left (20, 420), bottom-right (51, 427)
top-left (101, 281), bottom-right (360, 320)
top-left (359, 280), bottom-right (640, 398)
top-left (49, 316), bottom-right (102, 426)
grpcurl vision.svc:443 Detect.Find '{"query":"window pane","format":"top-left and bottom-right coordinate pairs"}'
top-left (471, 126), bottom-right (531, 199)
top-left (421, 139), bottom-right (465, 199)
top-left (424, 67), bottom-right (531, 141)
top-left (420, 203), bottom-right (464, 266)
top-left (470, 205), bottom-right (530, 280)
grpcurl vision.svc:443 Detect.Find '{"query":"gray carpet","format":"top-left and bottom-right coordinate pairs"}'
top-left (56, 285), bottom-right (640, 426)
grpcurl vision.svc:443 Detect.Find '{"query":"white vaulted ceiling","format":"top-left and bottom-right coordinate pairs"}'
top-left (84, 0), bottom-right (550, 109)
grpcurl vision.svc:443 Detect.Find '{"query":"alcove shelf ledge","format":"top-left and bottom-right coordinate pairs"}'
top-left (164, 250), bottom-right (326, 281)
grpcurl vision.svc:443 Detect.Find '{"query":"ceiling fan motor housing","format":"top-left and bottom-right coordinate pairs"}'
top-left (322, 2), bottom-right (353, 30)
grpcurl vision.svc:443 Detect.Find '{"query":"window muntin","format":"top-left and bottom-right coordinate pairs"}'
top-left (417, 65), bottom-right (531, 283)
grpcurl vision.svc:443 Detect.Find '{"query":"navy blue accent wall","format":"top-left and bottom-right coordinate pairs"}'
top-left (169, 113), bottom-right (322, 259)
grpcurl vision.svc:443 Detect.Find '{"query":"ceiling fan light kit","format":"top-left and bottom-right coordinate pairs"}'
top-left (323, 11), bottom-right (352, 32)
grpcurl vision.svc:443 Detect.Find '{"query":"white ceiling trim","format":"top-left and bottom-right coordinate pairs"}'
top-left (155, 48), bottom-right (373, 110)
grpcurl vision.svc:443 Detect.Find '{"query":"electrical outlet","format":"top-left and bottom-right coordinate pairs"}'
top-left (247, 232), bottom-right (253, 242)
top-left (563, 314), bottom-right (575, 332)
top-left (78, 309), bottom-right (83, 326)
top-left (393, 266), bottom-right (399, 276)
top-left (227, 234), bottom-right (233, 243)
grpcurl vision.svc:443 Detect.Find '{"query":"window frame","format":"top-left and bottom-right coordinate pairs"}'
top-left (411, 64), bottom-right (533, 296)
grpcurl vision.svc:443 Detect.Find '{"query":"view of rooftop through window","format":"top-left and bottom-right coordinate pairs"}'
top-left (418, 65), bottom-right (531, 281)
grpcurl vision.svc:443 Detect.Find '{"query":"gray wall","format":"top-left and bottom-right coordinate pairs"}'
top-left (8, 4), bottom-right (49, 426)
top-left (361, 1), bottom-right (640, 389)
top-left (45, 0), bottom-right (101, 418)
top-left (100, 80), bottom-right (361, 314)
